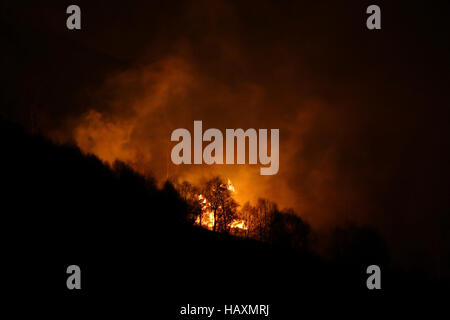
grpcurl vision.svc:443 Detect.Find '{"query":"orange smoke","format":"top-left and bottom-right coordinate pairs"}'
top-left (69, 53), bottom-right (342, 231)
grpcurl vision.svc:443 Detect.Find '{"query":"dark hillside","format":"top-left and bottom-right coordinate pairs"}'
top-left (0, 118), bottom-right (445, 317)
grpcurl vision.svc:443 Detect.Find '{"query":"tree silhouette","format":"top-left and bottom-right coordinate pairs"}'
top-left (240, 202), bottom-right (255, 238)
top-left (204, 176), bottom-right (231, 232)
top-left (217, 196), bottom-right (239, 233)
top-left (177, 181), bottom-right (202, 224)
top-left (270, 209), bottom-right (311, 250)
top-left (255, 199), bottom-right (277, 242)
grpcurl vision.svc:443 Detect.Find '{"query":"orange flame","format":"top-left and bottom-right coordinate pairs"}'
top-left (227, 178), bottom-right (236, 193)
top-left (194, 179), bottom-right (248, 231)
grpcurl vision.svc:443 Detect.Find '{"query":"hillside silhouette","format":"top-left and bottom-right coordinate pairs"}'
top-left (0, 117), bottom-right (446, 316)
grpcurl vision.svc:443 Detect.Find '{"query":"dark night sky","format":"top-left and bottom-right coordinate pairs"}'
top-left (1, 0), bottom-right (450, 275)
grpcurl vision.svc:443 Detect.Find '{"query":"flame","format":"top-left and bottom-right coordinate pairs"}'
top-left (194, 179), bottom-right (248, 231)
top-left (196, 194), bottom-right (216, 229)
top-left (227, 179), bottom-right (236, 193)
top-left (228, 219), bottom-right (248, 230)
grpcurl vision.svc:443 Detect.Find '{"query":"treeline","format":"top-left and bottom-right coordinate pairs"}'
top-left (175, 177), bottom-right (391, 271)
top-left (1, 117), bottom-right (389, 276)
top-left (2, 117), bottom-right (445, 295)
top-left (176, 177), bottom-right (311, 251)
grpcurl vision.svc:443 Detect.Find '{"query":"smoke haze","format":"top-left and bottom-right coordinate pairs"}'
top-left (2, 0), bottom-right (450, 273)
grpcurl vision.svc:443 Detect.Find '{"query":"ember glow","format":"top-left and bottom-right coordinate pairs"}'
top-left (226, 179), bottom-right (236, 193)
top-left (195, 179), bottom-right (248, 231)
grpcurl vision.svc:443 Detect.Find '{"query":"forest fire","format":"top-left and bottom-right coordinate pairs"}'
top-left (195, 179), bottom-right (248, 231)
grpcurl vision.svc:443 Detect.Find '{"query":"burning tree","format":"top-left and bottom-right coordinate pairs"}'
top-left (203, 177), bottom-right (231, 232)
top-left (175, 176), bottom-right (311, 250)
top-left (180, 177), bottom-right (248, 233)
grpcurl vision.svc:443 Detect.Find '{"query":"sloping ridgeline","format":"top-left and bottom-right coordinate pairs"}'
top-left (0, 118), bottom-right (422, 316)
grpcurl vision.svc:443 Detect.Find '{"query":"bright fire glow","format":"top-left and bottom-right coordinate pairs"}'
top-left (195, 179), bottom-right (248, 231)
top-left (227, 179), bottom-right (236, 193)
